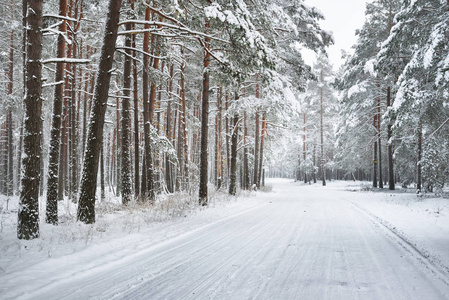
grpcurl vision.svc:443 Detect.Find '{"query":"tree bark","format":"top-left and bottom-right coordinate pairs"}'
top-left (70, 28), bottom-right (79, 202)
top-left (303, 113), bottom-right (307, 183)
top-left (417, 122), bottom-right (422, 191)
top-left (18, 0), bottom-right (44, 239)
top-left (165, 65), bottom-right (174, 193)
top-left (253, 77), bottom-right (260, 188)
top-left (121, 0), bottom-right (133, 205)
top-left (141, 6), bottom-right (155, 202)
top-left (177, 54), bottom-right (189, 191)
top-left (7, 0), bottom-right (14, 196)
top-left (100, 140), bottom-right (105, 201)
top-left (377, 80), bottom-right (383, 189)
top-left (229, 91), bottom-right (239, 196)
top-left (215, 87), bottom-right (223, 190)
top-left (77, 0), bottom-right (123, 224)
top-left (320, 70), bottom-right (326, 186)
top-left (257, 113), bottom-right (266, 188)
top-left (387, 86), bottom-right (395, 190)
top-left (131, 5), bottom-right (140, 197)
top-left (243, 112), bottom-right (250, 190)
top-left (199, 20), bottom-right (211, 206)
top-left (46, 0), bottom-right (67, 224)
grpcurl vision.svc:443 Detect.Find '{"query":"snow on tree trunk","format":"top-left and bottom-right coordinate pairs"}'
top-left (121, 0), bottom-right (133, 205)
top-left (6, 0), bottom-right (14, 197)
top-left (132, 20), bottom-right (140, 198)
top-left (165, 65), bottom-right (174, 193)
top-left (320, 70), bottom-right (326, 186)
top-left (229, 91), bottom-right (239, 196)
top-left (18, 0), bottom-right (44, 239)
top-left (258, 113), bottom-right (267, 188)
top-left (253, 77), bottom-right (260, 188)
top-left (199, 20), bottom-right (211, 206)
top-left (243, 112), bottom-right (250, 190)
top-left (387, 86), bottom-right (395, 190)
top-left (46, 0), bottom-right (68, 225)
top-left (77, 0), bottom-right (123, 224)
top-left (141, 6), bottom-right (155, 202)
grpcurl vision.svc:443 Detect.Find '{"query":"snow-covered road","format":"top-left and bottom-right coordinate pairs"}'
top-left (3, 179), bottom-right (449, 299)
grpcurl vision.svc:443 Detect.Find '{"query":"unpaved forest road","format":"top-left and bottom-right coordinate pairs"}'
top-left (5, 180), bottom-right (449, 299)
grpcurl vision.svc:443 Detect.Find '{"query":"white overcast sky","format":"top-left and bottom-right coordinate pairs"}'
top-left (302, 0), bottom-right (373, 69)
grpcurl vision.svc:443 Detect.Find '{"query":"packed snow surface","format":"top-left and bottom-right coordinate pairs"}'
top-left (2, 179), bottom-right (449, 299)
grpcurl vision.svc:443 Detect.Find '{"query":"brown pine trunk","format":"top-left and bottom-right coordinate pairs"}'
top-left (377, 79), bottom-right (383, 189)
top-left (58, 101), bottom-right (68, 201)
top-left (115, 80), bottom-right (121, 196)
top-left (46, 0), bottom-right (67, 224)
top-left (229, 91), bottom-right (239, 196)
top-left (243, 112), bottom-right (250, 190)
top-left (217, 87), bottom-right (223, 190)
top-left (303, 113), bottom-right (307, 183)
top-left (320, 70), bottom-right (326, 186)
top-left (121, 0), bottom-right (133, 204)
top-left (77, 0), bottom-right (123, 224)
top-left (18, 0), bottom-right (44, 239)
top-left (417, 122), bottom-right (422, 191)
top-left (225, 92), bottom-right (230, 185)
top-left (176, 57), bottom-right (189, 191)
top-left (70, 30), bottom-right (78, 202)
top-left (132, 17), bottom-right (140, 198)
top-left (387, 86), bottom-right (395, 190)
top-left (257, 113), bottom-right (266, 188)
top-left (142, 6), bottom-right (155, 202)
top-left (253, 77), bottom-right (260, 188)
top-left (165, 64), bottom-right (174, 193)
top-left (199, 20), bottom-right (211, 206)
top-left (100, 140), bottom-right (105, 201)
top-left (6, 0), bottom-right (14, 196)
top-left (17, 0), bottom-right (27, 192)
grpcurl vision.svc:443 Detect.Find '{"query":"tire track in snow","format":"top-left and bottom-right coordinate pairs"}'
top-left (104, 202), bottom-right (281, 299)
top-left (349, 200), bottom-right (449, 287)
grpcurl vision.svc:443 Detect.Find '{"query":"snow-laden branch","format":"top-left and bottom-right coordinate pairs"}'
top-left (43, 28), bottom-right (72, 45)
top-left (43, 14), bottom-right (78, 23)
top-left (118, 20), bottom-right (230, 44)
top-left (43, 58), bottom-right (91, 64)
top-left (427, 117), bottom-right (449, 140)
top-left (42, 80), bottom-right (64, 88)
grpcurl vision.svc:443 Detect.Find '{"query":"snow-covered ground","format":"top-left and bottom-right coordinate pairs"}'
top-left (1, 179), bottom-right (449, 299)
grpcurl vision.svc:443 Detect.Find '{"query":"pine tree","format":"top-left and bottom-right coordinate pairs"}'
top-left (77, 0), bottom-right (123, 224)
top-left (18, 0), bottom-right (44, 239)
top-left (46, 0), bottom-right (68, 225)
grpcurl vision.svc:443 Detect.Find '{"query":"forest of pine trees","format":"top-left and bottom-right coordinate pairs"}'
top-left (0, 0), bottom-right (448, 240)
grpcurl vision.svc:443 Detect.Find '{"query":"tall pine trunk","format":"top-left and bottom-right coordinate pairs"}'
top-left (141, 7), bottom-right (155, 201)
top-left (303, 113), bottom-right (307, 183)
top-left (377, 80), bottom-right (383, 189)
top-left (7, 0), bottom-right (14, 196)
top-left (387, 86), bottom-right (395, 190)
top-left (373, 105), bottom-right (378, 188)
top-left (216, 87), bottom-right (223, 190)
top-left (46, 0), bottom-right (67, 224)
top-left (77, 0), bottom-right (123, 224)
top-left (199, 20), bottom-right (211, 206)
top-left (253, 77), bottom-right (260, 188)
top-left (229, 91), bottom-right (239, 196)
top-left (320, 70), bottom-right (326, 186)
top-left (18, 0), bottom-right (44, 239)
top-left (417, 122), bottom-right (422, 192)
top-left (165, 65), bottom-right (174, 193)
top-left (243, 112), bottom-right (250, 190)
top-left (120, 0), bottom-right (133, 205)
top-left (257, 113), bottom-right (266, 188)
top-left (131, 7), bottom-right (140, 197)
